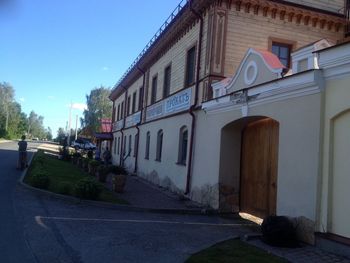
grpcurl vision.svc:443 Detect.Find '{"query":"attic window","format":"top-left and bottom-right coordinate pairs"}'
top-left (271, 42), bottom-right (292, 68)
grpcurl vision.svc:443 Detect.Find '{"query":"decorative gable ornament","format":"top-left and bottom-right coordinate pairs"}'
top-left (212, 48), bottom-right (285, 98)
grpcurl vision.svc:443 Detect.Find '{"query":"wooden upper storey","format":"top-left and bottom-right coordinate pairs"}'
top-left (110, 0), bottom-right (347, 103)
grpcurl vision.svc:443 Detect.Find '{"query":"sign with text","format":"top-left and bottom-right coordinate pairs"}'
top-left (146, 87), bottom-right (192, 121)
top-left (112, 120), bottom-right (124, 132)
top-left (125, 111), bottom-right (141, 128)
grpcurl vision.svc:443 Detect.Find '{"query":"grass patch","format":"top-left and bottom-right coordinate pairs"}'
top-left (25, 151), bottom-right (128, 205)
top-left (185, 238), bottom-right (288, 263)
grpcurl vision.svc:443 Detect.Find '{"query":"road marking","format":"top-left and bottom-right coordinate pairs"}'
top-left (35, 216), bottom-right (253, 228)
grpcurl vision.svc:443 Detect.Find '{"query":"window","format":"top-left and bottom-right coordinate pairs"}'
top-left (138, 87), bottom-right (143, 111)
top-left (271, 42), bottom-right (292, 68)
top-left (113, 137), bottom-right (116, 155)
top-left (117, 104), bottom-right (120, 121)
top-left (134, 134), bottom-right (138, 157)
top-left (156, 129), bottom-right (163, 162)
top-left (127, 96), bottom-right (131, 116)
top-left (151, 75), bottom-right (158, 104)
top-left (123, 135), bottom-right (126, 156)
top-left (132, 91), bottom-right (137, 114)
top-left (117, 137), bottom-right (120, 155)
top-left (178, 126), bottom-right (188, 165)
top-left (185, 46), bottom-right (196, 87)
top-left (128, 135), bottom-right (132, 156)
top-left (145, 131), bottom-right (150, 159)
top-left (163, 65), bottom-right (171, 98)
top-left (121, 101), bottom-right (124, 119)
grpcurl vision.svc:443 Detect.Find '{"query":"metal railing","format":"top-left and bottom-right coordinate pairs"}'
top-left (114, 0), bottom-right (187, 88)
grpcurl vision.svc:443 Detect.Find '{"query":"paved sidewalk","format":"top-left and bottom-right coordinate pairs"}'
top-left (103, 173), bottom-right (205, 211)
top-left (247, 238), bottom-right (350, 263)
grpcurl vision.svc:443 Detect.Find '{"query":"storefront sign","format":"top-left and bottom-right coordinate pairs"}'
top-left (112, 120), bottom-right (124, 131)
top-left (146, 87), bottom-right (192, 121)
top-left (125, 111), bottom-right (141, 128)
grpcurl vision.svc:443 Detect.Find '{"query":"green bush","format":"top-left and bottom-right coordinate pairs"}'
top-left (98, 165), bottom-right (109, 175)
top-left (59, 146), bottom-right (71, 161)
top-left (109, 165), bottom-right (127, 175)
top-left (30, 172), bottom-right (50, 189)
top-left (89, 160), bottom-right (100, 167)
top-left (74, 177), bottom-right (101, 200)
top-left (57, 182), bottom-right (72, 195)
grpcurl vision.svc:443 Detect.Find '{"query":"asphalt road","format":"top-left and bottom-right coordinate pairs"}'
top-left (0, 141), bottom-right (36, 263)
top-left (0, 141), bottom-right (254, 263)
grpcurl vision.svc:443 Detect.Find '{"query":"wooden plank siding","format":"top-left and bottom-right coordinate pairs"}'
top-left (283, 0), bottom-right (344, 14)
top-left (224, 8), bottom-right (342, 78)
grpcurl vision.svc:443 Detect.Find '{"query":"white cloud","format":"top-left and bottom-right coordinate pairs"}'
top-left (70, 103), bottom-right (87, 111)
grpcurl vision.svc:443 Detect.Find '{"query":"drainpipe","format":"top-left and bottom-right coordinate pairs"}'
top-left (111, 101), bottom-right (115, 152)
top-left (185, 1), bottom-right (203, 195)
top-left (119, 85), bottom-right (128, 166)
top-left (134, 65), bottom-right (146, 173)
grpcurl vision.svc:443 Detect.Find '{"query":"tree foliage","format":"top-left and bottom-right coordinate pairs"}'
top-left (0, 82), bottom-right (49, 139)
top-left (81, 86), bottom-right (112, 133)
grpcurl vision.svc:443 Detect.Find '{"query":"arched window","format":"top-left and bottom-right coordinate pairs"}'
top-left (113, 137), bottom-right (117, 155)
top-left (156, 129), bottom-right (163, 162)
top-left (178, 126), bottom-right (188, 165)
top-left (128, 135), bottom-right (132, 156)
top-left (145, 131), bottom-right (150, 160)
top-left (123, 135), bottom-right (126, 156)
top-left (117, 137), bottom-right (120, 155)
top-left (134, 134), bottom-right (138, 157)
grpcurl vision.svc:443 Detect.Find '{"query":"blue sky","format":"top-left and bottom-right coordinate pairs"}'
top-left (0, 0), bottom-right (180, 136)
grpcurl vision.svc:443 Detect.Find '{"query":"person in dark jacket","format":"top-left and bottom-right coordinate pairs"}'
top-left (18, 135), bottom-right (28, 169)
top-left (102, 147), bottom-right (111, 165)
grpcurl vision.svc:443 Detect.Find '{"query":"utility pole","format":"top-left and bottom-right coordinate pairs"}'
top-left (67, 102), bottom-right (72, 146)
top-left (75, 114), bottom-right (78, 140)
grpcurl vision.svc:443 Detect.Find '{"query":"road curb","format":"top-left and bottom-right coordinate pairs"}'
top-left (18, 152), bottom-right (217, 216)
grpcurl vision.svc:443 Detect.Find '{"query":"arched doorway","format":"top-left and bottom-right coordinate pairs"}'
top-left (219, 117), bottom-right (279, 219)
top-left (329, 110), bottom-right (350, 238)
top-left (240, 118), bottom-right (279, 218)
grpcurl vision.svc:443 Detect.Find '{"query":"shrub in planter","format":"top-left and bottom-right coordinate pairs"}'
top-left (261, 216), bottom-right (298, 248)
top-left (112, 174), bottom-right (127, 193)
top-left (88, 160), bottom-right (100, 176)
top-left (109, 165), bottom-right (127, 175)
top-left (74, 177), bottom-right (101, 200)
top-left (30, 171), bottom-right (50, 189)
top-left (97, 165), bottom-right (109, 183)
top-left (82, 158), bottom-right (90, 172)
top-left (59, 146), bottom-right (71, 161)
top-left (71, 152), bottom-right (81, 165)
top-left (57, 182), bottom-right (71, 195)
top-left (77, 157), bottom-right (83, 168)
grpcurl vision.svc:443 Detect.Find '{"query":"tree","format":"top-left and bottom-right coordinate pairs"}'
top-left (56, 127), bottom-right (66, 145)
top-left (0, 82), bottom-right (15, 137)
top-left (27, 111), bottom-right (46, 139)
top-left (46, 127), bottom-right (53, 141)
top-left (81, 86), bottom-right (112, 134)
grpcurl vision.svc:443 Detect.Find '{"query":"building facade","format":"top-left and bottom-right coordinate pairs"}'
top-left (109, 0), bottom-right (349, 239)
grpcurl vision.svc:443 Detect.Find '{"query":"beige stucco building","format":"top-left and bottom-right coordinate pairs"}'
top-left (109, 0), bottom-right (350, 241)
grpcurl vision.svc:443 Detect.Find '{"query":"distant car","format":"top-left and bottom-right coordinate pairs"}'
top-left (71, 139), bottom-right (96, 150)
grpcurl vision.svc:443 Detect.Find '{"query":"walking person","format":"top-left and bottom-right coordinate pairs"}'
top-left (17, 135), bottom-right (28, 170)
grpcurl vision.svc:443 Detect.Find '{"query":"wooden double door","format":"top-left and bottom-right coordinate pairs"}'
top-left (240, 118), bottom-right (279, 219)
